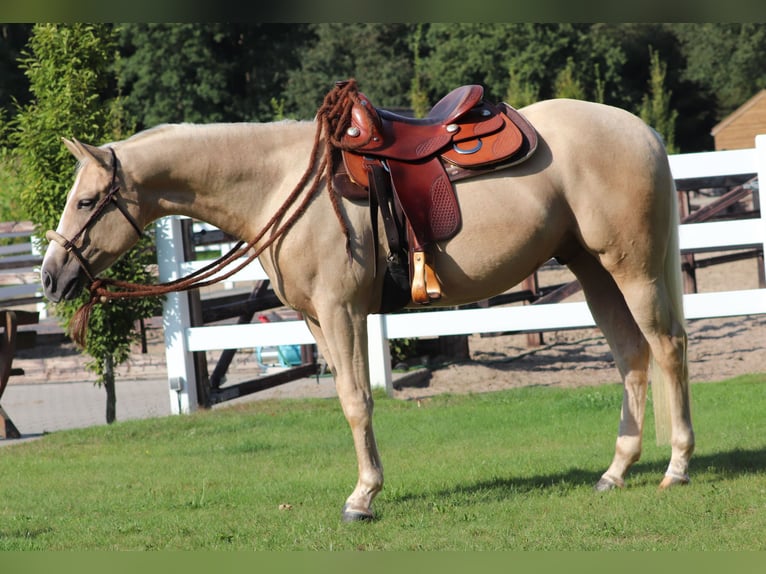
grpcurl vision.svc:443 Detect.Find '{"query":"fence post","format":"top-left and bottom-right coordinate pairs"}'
top-left (367, 314), bottom-right (393, 395)
top-left (155, 216), bottom-right (198, 414)
top-left (756, 135), bottom-right (766, 284)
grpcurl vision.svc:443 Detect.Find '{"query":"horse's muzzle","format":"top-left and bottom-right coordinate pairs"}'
top-left (41, 244), bottom-right (86, 303)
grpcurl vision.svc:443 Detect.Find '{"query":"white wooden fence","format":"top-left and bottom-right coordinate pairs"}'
top-left (157, 136), bottom-right (766, 414)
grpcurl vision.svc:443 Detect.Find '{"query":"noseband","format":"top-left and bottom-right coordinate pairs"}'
top-left (45, 147), bottom-right (144, 283)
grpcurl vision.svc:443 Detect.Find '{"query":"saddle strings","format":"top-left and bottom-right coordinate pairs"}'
top-left (70, 79), bottom-right (370, 346)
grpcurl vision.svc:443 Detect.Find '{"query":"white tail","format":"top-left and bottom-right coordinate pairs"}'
top-left (651, 174), bottom-right (689, 445)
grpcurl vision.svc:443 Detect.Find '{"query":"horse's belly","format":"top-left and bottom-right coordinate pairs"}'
top-left (432, 182), bottom-right (568, 306)
top-left (434, 248), bottom-right (550, 306)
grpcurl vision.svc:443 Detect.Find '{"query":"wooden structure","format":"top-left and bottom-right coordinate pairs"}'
top-left (712, 90), bottom-right (766, 151)
top-left (677, 177), bottom-right (763, 293)
top-left (0, 221), bottom-right (44, 439)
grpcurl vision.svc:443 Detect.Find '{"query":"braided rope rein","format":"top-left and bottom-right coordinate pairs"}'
top-left (69, 79), bottom-right (373, 346)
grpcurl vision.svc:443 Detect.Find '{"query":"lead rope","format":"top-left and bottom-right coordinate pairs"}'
top-left (69, 80), bottom-right (368, 346)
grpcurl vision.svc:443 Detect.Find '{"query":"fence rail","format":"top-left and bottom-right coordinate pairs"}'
top-left (157, 135), bottom-right (766, 412)
top-left (0, 221), bottom-right (44, 310)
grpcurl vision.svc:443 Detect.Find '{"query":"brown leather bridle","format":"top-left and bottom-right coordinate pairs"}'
top-left (45, 147), bottom-right (144, 282)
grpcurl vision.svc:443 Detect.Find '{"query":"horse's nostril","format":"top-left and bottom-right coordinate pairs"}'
top-left (42, 269), bottom-right (54, 291)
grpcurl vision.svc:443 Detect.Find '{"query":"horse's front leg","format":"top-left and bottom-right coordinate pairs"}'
top-left (305, 309), bottom-right (383, 522)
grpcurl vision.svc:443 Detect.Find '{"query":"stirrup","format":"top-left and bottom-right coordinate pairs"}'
top-left (411, 251), bottom-right (442, 304)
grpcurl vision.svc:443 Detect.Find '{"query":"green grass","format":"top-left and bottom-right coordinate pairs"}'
top-left (1, 374), bottom-right (765, 550)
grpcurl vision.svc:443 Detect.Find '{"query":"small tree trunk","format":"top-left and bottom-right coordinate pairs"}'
top-left (104, 354), bottom-right (116, 424)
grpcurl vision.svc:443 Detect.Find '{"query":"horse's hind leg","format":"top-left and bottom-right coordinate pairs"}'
top-left (567, 251), bottom-right (653, 489)
top-left (617, 276), bottom-right (694, 488)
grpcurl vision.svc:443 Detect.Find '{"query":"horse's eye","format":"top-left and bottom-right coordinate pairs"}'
top-left (77, 198), bottom-right (96, 210)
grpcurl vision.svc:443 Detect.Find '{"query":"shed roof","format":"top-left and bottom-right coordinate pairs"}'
top-left (711, 89), bottom-right (766, 136)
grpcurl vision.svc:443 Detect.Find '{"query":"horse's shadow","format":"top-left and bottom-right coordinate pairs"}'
top-left (390, 447), bottom-right (766, 504)
top-left (396, 337), bottom-right (615, 388)
top-left (689, 318), bottom-right (756, 341)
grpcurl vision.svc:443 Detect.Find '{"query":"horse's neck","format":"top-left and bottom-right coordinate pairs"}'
top-left (122, 121), bottom-right (316, 239)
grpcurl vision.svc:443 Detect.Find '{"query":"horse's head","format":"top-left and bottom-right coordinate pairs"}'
top-left (41, 139), bottom-right (144, 303)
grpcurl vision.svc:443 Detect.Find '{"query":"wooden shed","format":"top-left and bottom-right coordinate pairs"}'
top-left (711, 89), bottom-right (766, 150)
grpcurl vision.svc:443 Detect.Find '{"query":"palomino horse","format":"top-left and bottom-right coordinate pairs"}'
top-left (41, 88), bottom-right (694, 522)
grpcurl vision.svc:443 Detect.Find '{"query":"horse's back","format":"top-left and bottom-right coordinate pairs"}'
top-left (520, 98), bottom-right (667, 165)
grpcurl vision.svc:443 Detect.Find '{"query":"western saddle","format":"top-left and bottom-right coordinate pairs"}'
top-left (330, 80), bottom-right (538, 311)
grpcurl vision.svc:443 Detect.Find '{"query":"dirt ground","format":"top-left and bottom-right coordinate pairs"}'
top-left (390, 313), bottom-right (765, 400)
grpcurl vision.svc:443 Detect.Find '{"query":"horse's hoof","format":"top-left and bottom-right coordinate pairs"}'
top-left (658, 474), bottom-right (690, 490)
top-left (341, 503), bottom-right (375, 523)
top-left (594, 476), bottom-right (624, 492)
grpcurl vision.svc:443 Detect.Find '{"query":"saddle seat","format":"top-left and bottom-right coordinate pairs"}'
top-left (333, 81), bottom-right (538, 308)
top-left (377, 84), bottom-right (485, 127)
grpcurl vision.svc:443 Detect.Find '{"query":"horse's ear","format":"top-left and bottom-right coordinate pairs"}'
top-left (62, 137), bottom-right (112, 169)
top-left (62, 137), bottom-right (83, 160)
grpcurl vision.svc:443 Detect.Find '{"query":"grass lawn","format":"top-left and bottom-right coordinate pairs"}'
top-left (0, 374), bottom-right (764, 550)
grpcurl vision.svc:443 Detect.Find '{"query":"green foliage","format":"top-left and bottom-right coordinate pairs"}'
top-left (117, 23), bottom-right (312, 127)
top-left (0, 24), bottom-right (31, 122)
top-left (408, 24), bottom-right (430, 118)
top-left (421, 23), bottom-right (523, 102)
top-left (1, 23), bottom-right (766, 152)
top-left (505, 63), bottom-right (539, 109)
top-left (0, 376), bottom-right (764, 549)
top-left (675, 23), bottom-right (766, 119)
top-left (639, 47), bottom-right (679, 154)
top-left (0, 147), bottom-right (27, 222)
top-left (389, 338), bottom-right (415, 366)
top-left (422, 24), bottom-right (619, 105)
top-left (269, 97), bottom-right (285, 121)
top-left (12, 23), bottom-right (161, 394)
top-left (284, 23), bottom-right (416, 118)
top-left (592, 63), bottom-right (606, 104)
top-left (553, 57), bottom-right (586, 100)
top-left (117, 24), bottom-right (232, 127)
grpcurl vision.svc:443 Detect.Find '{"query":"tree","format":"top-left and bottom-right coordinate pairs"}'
top-left (675, 23), bottom-right (766, 120)
top-left (553, 57), bottom-right (586, 100)
top-left (409, 24), bottom-right (430, 118)
top-left (283, 23), bottom-right (416, 118)
top-left (593, 23), bottom-right (714, 151)
top-left (13, 23), bottom-right (160, 424)
top-left (420, 23), bottom-right (525, 103)
top-left (116, 23), bottom-right (315, 127)
top-left (0, 24), bottom-right (32, 125)
top-left (116, 23), bottom-right (234, 128)
top-left (639, 47), bottom-right (679, 154)
top-left (0, 143), bottom-right (25, 222)
top-left (420, 24), bottom-right (627, 107)
top-left (504, 62), bottom-right (539, 109)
